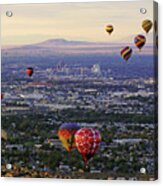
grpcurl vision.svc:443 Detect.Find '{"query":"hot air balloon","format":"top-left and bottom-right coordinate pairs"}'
top-left (134, 34), bottom-right (146, 51)
top-left (26, 67), bottom-right (33, 77)
top-left (75, 128), bottom-right (101, 166)
top-left (142, 19), bottom-right (153, 33)
top-left (105, 25), bottom-right (114, 35)
top-left (58, 123), bottom-right (80, 152)
top-left (120, 46), bottom-right (132, 61)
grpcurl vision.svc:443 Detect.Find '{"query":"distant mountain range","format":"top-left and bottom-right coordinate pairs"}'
top-left (2, 38), bottom-right (153, 57)
top-left (1, 38), bottom-right (155, 78)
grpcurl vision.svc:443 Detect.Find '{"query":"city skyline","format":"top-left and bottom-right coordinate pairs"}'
top-left (1, 1), bottom-right (157, 180)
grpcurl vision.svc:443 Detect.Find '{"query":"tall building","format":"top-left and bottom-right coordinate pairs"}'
top-left (91, 64), bottom-right (101, 75)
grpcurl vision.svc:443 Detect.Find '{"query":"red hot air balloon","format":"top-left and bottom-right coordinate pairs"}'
top-left (58, 123), bottom-right (80, 152)
top-left (26, 68), bottom-right (34, 77)
top-left (75, 128), bottom-right (101, 165)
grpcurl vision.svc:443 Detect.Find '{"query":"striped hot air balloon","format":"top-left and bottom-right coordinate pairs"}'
top-left (134, 34), bottom-right (146, 51)
top-left (142, 19), bottom-right (153, 33)
top-left (120, 46), bottom-right (132, 61)
top-left (105, 25), bottom-right (114, 35)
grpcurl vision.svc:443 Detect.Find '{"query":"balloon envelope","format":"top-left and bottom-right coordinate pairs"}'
top-left (26, 68), bottom-right (34, 77)
top-left (134, 35), bottom-right (146, 51)
top-left (105, 25), bottom-right (114, 35)
top-left (58, 123), bottom-right (80, 152)
top-left (75, 128), bottom-right (101, 165)
top-left (120, 46), bottom-right (132, 61)
top-left (142, 19), bottom-right (153, 33)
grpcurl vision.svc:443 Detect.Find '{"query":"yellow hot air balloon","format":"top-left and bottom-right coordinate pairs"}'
top-left (142, 19), bottom-right (153, 33)
top-left (105, 25), bottom-right (114, 35)
top-left (58, 123), bottom-right (80, 152)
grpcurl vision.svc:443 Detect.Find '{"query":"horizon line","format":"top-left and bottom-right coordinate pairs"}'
top-left (2, 38), bottom-right (153, 49)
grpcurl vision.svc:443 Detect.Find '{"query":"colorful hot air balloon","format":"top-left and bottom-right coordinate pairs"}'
top-left (142, 19), bottom-right (153, 33)
top-left (105, 25), bottom-right (114, 35)
top-left (26, 67), bottom-right (34, 77)
top-left (134, 34), bottom-right (146, 51)
top-left (58, 123), bottom-right (80, 152)
top-left (75, 128), bottom-right (101, 165)
top-left (120, 46), bottom-right (132, 61)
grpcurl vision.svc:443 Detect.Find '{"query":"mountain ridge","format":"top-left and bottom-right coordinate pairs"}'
top-left (2, 38), bottom-right (153, 50)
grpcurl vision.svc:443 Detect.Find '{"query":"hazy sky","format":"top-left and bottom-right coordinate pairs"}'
top-left (1, 1), bottom-right (154, 45)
